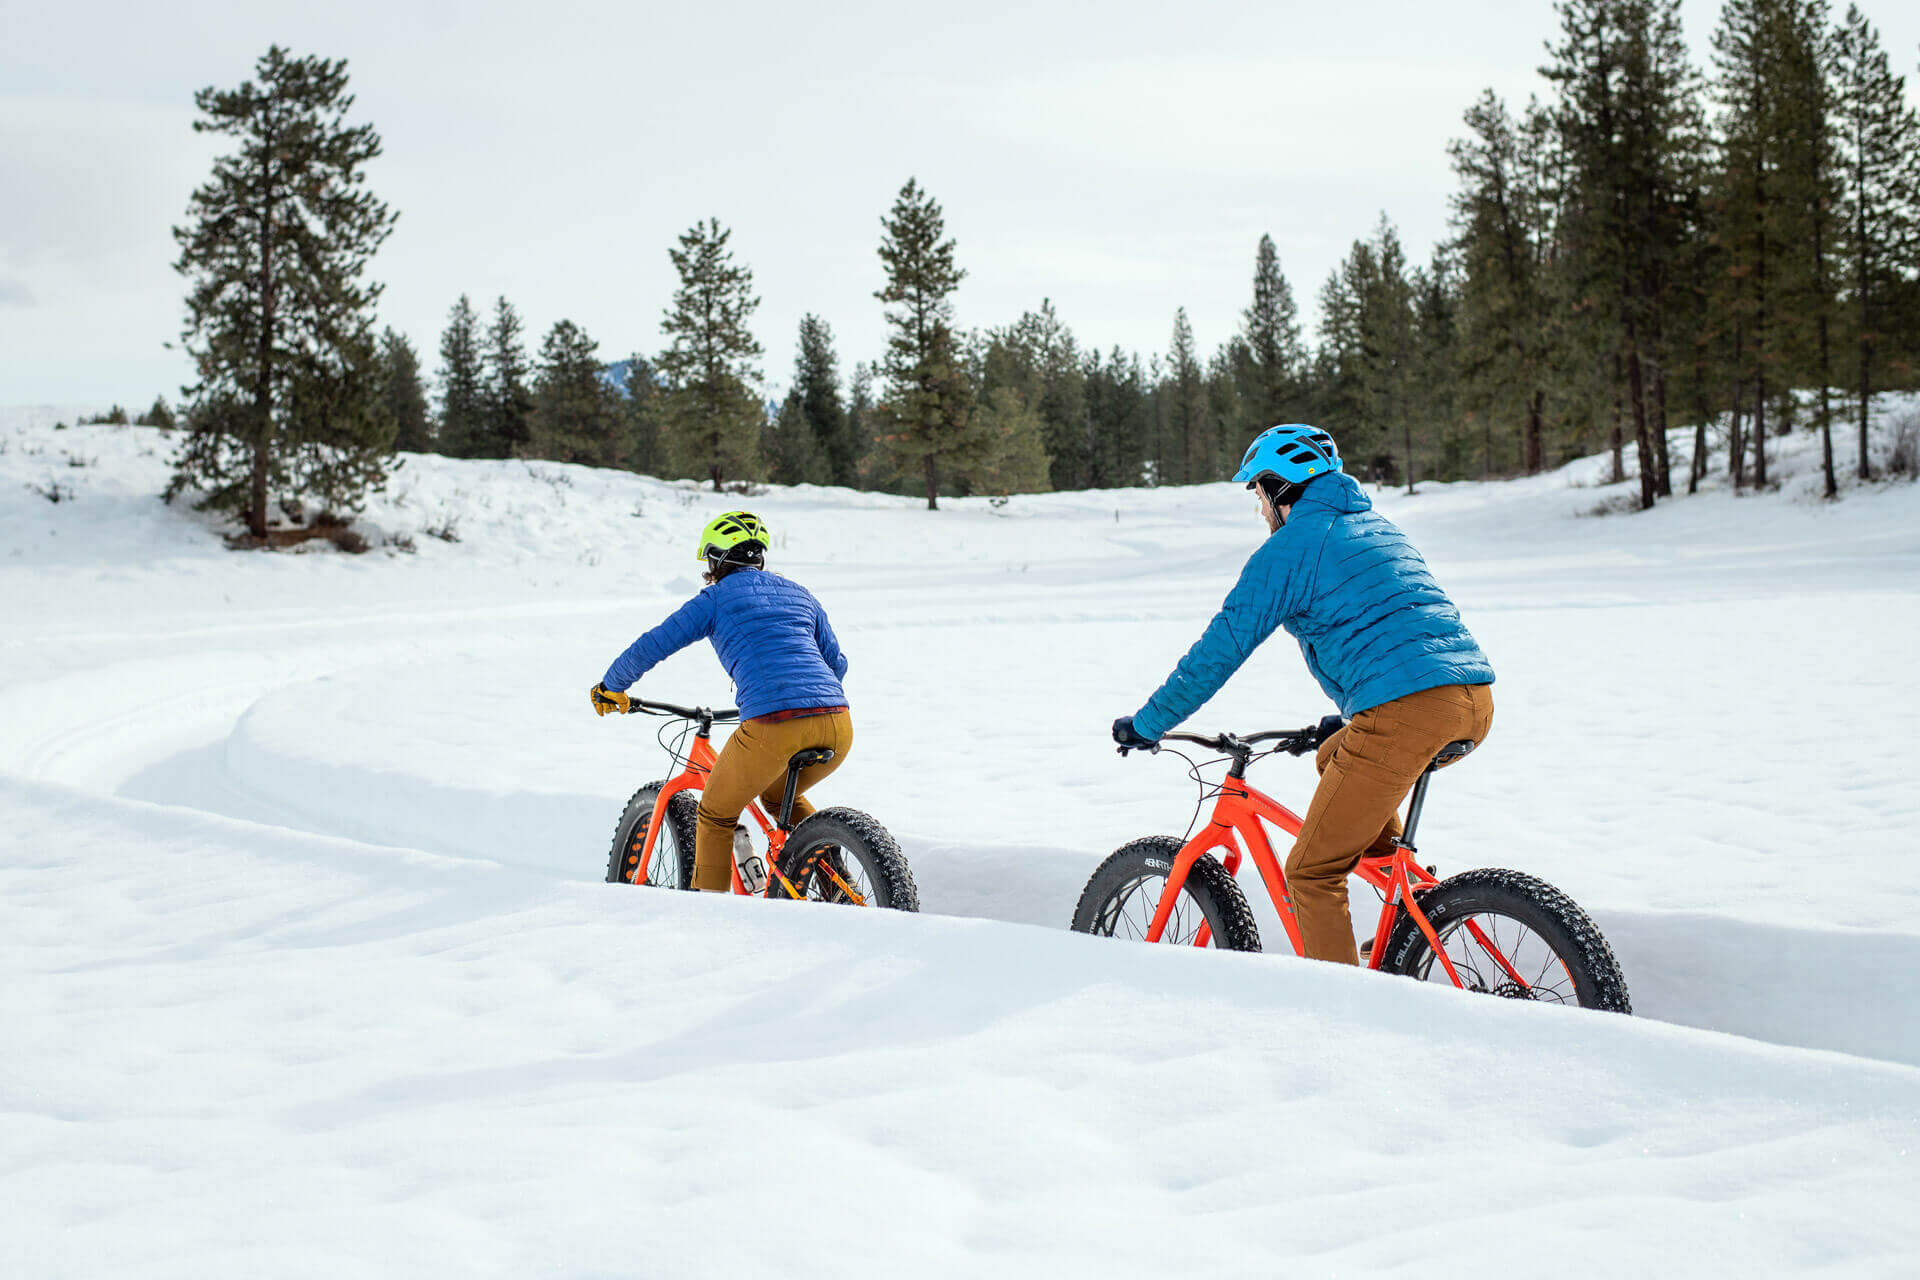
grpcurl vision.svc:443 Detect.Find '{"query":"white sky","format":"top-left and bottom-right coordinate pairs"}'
top-left (4, 0), bottom-right (1918, 408)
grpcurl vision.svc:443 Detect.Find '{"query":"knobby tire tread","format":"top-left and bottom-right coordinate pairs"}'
top-left (1383, 867), bottom-right (1631, 1013)
top-left (776, 806), bottom-right (920, 912)
top-left (605, 781), bottom-right (698, 889)
top-left (1070, 836), bottom-right (1262, 952)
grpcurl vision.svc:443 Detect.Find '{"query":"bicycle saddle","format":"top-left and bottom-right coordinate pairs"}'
top-left (1430, 739), bottom-right (1476, 769)
top-left (787, 747), bottom-right (835, 771)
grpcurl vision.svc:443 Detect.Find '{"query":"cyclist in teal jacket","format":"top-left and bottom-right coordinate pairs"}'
top-left (1114, 424), bottom-right (1495, 964)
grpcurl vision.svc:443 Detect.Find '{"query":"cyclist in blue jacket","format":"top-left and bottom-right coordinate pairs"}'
top-left (591, 511), bottom-right (851, 891)
top-left (1113, 425), bottom-right (1495, 964)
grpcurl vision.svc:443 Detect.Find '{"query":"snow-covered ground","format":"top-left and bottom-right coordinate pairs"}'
top-left (5, 404), bottom-right (1919, 1275)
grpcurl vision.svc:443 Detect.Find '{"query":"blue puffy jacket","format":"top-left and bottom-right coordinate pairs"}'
top-left (1132, 472), bottom-right (1492, 739)
top-left (603, 570), bottom-right (848, 720)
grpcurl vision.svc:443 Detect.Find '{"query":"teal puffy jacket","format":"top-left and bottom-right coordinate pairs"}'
top-left (1131, 472), bottom-right (1492, 739)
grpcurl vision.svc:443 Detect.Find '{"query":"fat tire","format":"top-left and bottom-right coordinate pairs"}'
top-left (774, 806), bottom-right (919, 911)
top-left (1383, 867), bottom-right (1631, 1013)
top-left (605, 781), bottom-right (698, 889)
top-left (1070, 836), bottom-right (1262, 952)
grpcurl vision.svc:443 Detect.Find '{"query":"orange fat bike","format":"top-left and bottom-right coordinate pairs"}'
top-left (1071, 724), bottom-right (1630, 1012)
top-left (604, 698), bottom-right (919, 911)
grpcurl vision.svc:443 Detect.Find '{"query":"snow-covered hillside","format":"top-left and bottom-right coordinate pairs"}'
top-left (5, 405), bottom-right (1919, 1276)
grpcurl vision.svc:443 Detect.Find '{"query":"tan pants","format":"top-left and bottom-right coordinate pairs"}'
top-left (1286, 684), bottom-right (1494, 963)
top-left (694, 710), bottom-right (852, 891)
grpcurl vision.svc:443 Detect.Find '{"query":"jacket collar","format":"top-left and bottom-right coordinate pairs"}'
top-left (1292, 470), bottom-right (1370, 516)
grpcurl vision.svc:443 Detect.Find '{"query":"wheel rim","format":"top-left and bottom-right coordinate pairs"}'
top-left (787, 840), bottom-right (878, 906)
top-left (1415, 911), bottom-right (1578, 1004)
top-left (624, 812), bottom-right (682, 889)
top-left (1092, 873), bottom-right (1211, 945)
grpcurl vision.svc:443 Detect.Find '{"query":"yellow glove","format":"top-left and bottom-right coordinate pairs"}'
top-left (590, 683), bottom-right (630, 717)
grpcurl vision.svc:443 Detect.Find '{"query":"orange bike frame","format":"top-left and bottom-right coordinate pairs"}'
top-left (1144, 773), bottom-right (1530, 991)
top-left (630, 725), bottom-right (790, 897)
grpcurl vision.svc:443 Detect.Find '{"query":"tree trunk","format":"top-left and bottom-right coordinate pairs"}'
top-left (1752, 373), bottom-right (1768, 488)
top-left (1689, 333), bottom-right (1709, 495)
top-left (923, 454), bottom-right (939, 511)
top-left (1816, 201), bottom-right (1836, 500)
top-left (1625, 323), bottom-right (1656, 511)
top-left (250, 170), bottom-right (277, 540)
top-left (1818, 313), bottom-right (1836, 500)
top-left (1858, 293), bottom-right (1873, 481)
top-left (1404, 422), bottom-right (1415, 496)
top-left (1524, 388), bottom-right (1544, 475)
top-left (1609, 354), bottom-right (1625, 485)
top-left (1651, 358), bottom-right (1672, 499)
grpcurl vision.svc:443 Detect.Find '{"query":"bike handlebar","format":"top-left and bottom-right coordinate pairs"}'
top-left (627, 697), bottom-right (740, 723)
top-left (1122, 725), bottom-right (1324, 759)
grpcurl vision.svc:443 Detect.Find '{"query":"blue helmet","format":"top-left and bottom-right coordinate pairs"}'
top-left (1233, 424), bottom-right (1342, 490)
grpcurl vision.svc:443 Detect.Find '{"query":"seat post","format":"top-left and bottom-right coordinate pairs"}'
top-left (1399, 768), bottom-right (1437, 852)
top-left (778, 764), bottom-right (804, 831)
top-left (777, 747), bottom-right (836, 831)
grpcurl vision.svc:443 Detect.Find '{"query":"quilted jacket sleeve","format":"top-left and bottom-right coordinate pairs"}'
top-left (814, 599), bottom-right (849, 681)
top-left (602, 592), bottom-right (717, 692)
top-left (1131, 534), bottom-right (1315, 741)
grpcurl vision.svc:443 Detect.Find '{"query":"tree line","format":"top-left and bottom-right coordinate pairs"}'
top-left (170, 3), bottom-right (1920, 538)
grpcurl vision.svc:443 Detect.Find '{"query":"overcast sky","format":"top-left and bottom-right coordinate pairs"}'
top-left (4, 0), bottom-right (1918, 409)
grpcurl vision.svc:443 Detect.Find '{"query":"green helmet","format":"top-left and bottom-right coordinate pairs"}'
top-left (696, 510), bottom-right (770, 565)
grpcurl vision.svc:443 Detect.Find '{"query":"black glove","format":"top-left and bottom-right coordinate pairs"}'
top-left (1313, 714), bottom-right (1347, 745)
top-left (1112, 716), bottom-right (1157, 752)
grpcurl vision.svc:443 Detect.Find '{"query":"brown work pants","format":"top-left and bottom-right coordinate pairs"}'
top-left (1286, 684), bottom-right (1494, 964)
top-left (693, 709), bottom-right (853, 891)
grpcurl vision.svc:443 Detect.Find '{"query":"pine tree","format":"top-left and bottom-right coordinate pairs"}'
top-left (168, 46), bottom-right (397, 537)
top-left (875, 178), bottom-right (977, 509)
top-left (1084, 346), bottom-right (1151, 487)
top-left (1711, 0), bottom-right (1824, 492)
top-left (1164, 308), bottom-right (1210, 483)
top-left (1241, 234), bottom-right (1305, 428)
top-left (1833, 3), bottom-right (1920, 480)
top-left (764, 391), bottom-right (820, 486)
top-left (529, 319), bottom-right (622, 466)
top-left (793, 315), bottom-right (853, 486)
top-left (379, 328), bottom-right (432, 452)
top-left (482, 296), bottom-right (535, 458)
top-left (622, 355), bottom-right (663, 476)
top-left (1449, 92), bottom-right (1556, 475)
top-left (967, 329), bottom-right (1053, 495)
top-left (658, 217), bottom-right (764, 489)
top-left (1547, 0), bottom-right (1701, 508)
top-left (437, 295), bottom-right (485, 457)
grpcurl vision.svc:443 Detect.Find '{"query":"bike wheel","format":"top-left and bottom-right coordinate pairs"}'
top-left (606, 782), bottom-right (699, 889)
top-left (772, 807), bottom-right (919, 911)
top-left (1382, 868), bottom-right (1631, 1012)
top-left (1070, 836), bottom-right (1261, 952)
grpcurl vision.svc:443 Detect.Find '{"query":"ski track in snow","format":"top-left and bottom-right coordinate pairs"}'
top-left (5, 405), bottom-right (1920, 1275)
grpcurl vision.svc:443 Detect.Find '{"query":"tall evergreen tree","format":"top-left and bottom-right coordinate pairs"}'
top-left (379, 328), bottom-right (432, 453)
top-left (658, 217), bottom-right (764, 489)
top-left (765, 390), bottom-right (826, 486)
top-left (622, 355), bottom-right (664, 476)
top-left (1241, 234), bottom-right (1305, 428)
top-left (1164, 308), bottom-right (1210, 483)
top-left (1084, 346), bottom-right (1152, 487)
top-left (1548, 0), bottom-right (1701, 508)
top-left (482, 296), bottom-right (535, 458)
top-left (1450, 92), bottom-right (1556, 475)
top-left (436, 294), bottom-right (485, 457)
top-left (875, 178), bottom-right (977, 509)
top-left (1316, 217), bottom-right (1417, 480)
top-left (168, 46), bottom-right (397, 537)
top-left (529, 319), bottom-right (622, 466)
top-left (1833, 3), bottom-right (1920, 480)
top-left (793, 314), bottom-right (854, 486)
